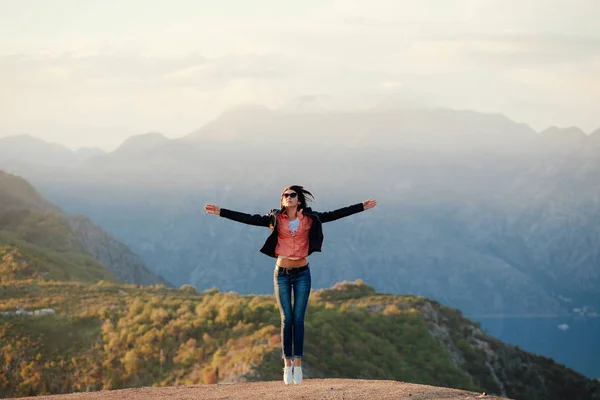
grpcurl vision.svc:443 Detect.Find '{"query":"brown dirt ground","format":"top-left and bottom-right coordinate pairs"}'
top-left (11, 379), bottom-right (512, 400)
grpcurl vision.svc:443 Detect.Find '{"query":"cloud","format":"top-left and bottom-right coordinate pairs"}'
top-left (381, 81), bottom-right (403, 91)
top-left (0, 51), bottom-right (208, 88)
top-left (163, 53), bottom-right (291, 87)
top-left (1, 0), bottom-right (600, 146)
top-left (418, 33), bottom-right (600, 66)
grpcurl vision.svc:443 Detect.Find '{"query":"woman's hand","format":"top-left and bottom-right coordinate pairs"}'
top-left (363, 199), bottom-right (377, 210)
top-left (204, 204), bottom-right (221, 216)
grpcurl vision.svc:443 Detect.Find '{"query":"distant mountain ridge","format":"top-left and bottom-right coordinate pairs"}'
top-left (184, 107), bottom-right (539, 152)
top-left (109, 132), bottom-right (169, 155)
top-left (0, 106), bottom-right (598, 315)
top-left (2, 106), bottom-right (599, 160)
top-left (0, 134), bottom-right (105, 168)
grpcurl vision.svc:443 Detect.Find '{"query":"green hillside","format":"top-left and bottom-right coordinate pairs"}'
top-left (0, 205), bottom-right (120, 284)
top-left (0, 171), bottom-right (59, 213)
top-left (0, 279), bottom-right (597, 400)
top-left (0, 209), bottom-right (87, 253)
top-left (0, 236), bottom-right (119, 284)
top-left (0, 199), bottom-right (119, 284)
top-left (0, 170), bottom-right (111, 284)
top-left (0, 170), bottom-right (167, 286)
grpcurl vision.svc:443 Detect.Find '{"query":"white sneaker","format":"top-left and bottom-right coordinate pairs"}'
top-left (283, 365), bottom-right (293, 385)
top-left (293, 365), bottom-right (303, 385)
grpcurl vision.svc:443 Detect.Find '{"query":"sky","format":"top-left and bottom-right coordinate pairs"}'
top-left (1, 0), bottom-right (599, 150)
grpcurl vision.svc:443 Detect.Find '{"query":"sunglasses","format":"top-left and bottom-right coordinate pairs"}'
top-left (282, 192), bottom-right (298, 198)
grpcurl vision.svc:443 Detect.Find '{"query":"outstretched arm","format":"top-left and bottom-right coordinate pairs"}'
top-left (317, 199), bottom-right (377, 223)
top-left (204, 204), bottom-right (271, 227)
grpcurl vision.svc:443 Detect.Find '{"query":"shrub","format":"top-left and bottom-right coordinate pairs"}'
top-left (179, 284), bottom-right (197, 294)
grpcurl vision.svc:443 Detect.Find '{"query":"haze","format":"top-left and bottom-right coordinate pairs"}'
top-left (1, 0), bottom-right (599, 150)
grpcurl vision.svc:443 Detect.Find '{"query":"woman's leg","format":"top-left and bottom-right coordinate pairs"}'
top-left (291, 267), bottom-right (311, 366)
top-left (274, 268), bottom-right (294, 365)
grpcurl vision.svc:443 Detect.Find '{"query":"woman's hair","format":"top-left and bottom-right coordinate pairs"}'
top-left (280, 185), bottom-right (315, 210)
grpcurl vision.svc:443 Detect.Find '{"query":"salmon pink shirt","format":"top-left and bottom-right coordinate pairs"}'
top-left (275, 209), bottom-right (313, 259)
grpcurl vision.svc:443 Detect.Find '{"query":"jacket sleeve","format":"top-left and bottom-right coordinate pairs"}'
top-left (315, 203), bottom-right (365, 223)
top-left (219, 208), bottom-right (272, 227)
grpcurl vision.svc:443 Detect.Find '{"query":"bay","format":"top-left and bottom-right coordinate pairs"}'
top-left (474, 316), bottom-right (600, 379)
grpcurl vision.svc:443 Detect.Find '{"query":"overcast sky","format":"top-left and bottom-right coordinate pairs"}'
top-left (1, 0), bottom-right (599, 150)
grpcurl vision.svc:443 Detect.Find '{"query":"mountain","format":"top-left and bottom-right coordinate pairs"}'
top-left (0, 280), bottom-right (597, 399)
top-left (66, 215), bottom-right (171, 286)
top-left (76, 147), bottom-right (106, 158)
top-left (108, 132), bottom-right (169, 156)
top-left (1, 107), bottom-right (599, 376)
top-left (538, 126), bottom-right (587, 154)
top-left (80, 132), bottom-right (179, 179)
top-left (4, 108), bottom-right (599, 310)
top-left (184, 107), bottom-right (538, 153)
top-left (0, 134), bottom-right (76, 167)
top-left (0, 134), bottom-right (107, 168)
top-left (0, 170), bottom-right (170, 286)
top-left (0, 171), bottom-right (59, 213)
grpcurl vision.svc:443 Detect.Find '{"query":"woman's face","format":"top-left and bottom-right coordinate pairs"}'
top-left (282, 189), bottom-right (299, 208)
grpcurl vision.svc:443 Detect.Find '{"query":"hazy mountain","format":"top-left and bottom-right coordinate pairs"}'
top-left (184, 107), bottom-right (539, 154)
top-left (66, 214), bottom-right (172, 286)
top-left (0, 134), bottom-right (78, 167)
top-left (110, 132), bottom-right (170, 156)
top-left (75, 147), bottom-right (106, 157)
top-left (0, 170), bottom-right (171, 287)
top-left (79, 132), bottom-right (181, 179)
top-left (538, 126), bottom-right (588, 154)
top-left (0, 135), bottom-right (108, 171)
top-left (1, 107), bottom-right (599, 317)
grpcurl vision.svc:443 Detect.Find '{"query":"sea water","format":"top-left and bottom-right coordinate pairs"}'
top-left (473, 316), bottom-right (600, 379)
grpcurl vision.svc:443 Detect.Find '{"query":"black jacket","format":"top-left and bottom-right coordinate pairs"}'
top-left (219, 203), bottom-right (365, 258)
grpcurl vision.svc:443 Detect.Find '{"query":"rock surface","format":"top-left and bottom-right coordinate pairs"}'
top-left (13, 379), bottom-right (510, 400)
top-left (67, 214), bottom-right (172, 287)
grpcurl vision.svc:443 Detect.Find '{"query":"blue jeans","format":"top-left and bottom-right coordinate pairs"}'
top-left (273, 265), bottom-right (311, 359)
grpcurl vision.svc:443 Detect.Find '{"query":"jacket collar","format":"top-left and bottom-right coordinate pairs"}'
top-left (276, 208), bottom-right (306, 219)
top-left (272, 207), bottom-right (316, 217)
top-left (302, 207), bottom-right (316, 216)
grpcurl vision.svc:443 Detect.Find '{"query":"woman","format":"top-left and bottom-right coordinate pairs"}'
top-left (204, 185), bottom-right (377, 385)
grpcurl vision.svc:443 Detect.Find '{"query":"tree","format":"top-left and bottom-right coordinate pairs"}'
top-left (180, 284), bottom-right (197, 294)
top-left (0, 247), bottom-right (32, 282)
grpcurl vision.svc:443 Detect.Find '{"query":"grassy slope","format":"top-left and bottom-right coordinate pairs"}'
top-left (0, 170), bottom-right (120, 284)
top-left (0, 209), bottom-right (87, 253)
top-left (0, 280), bottom-right (597, 400)
top-left (0, 230), bottom-right (119, 283)
top-left (0, 171), bottom-right (59, 213)
top-left (0, 170), bottom-right (119, 284)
